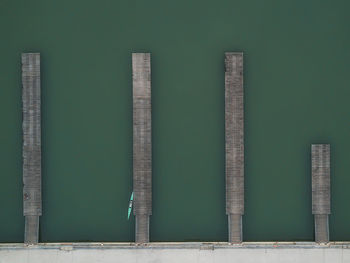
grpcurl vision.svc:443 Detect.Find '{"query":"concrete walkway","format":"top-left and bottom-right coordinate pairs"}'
top-left (1, 242), bottom-right (349, 263)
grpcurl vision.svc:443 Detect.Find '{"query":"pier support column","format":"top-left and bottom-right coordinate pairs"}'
top-left (132, 53), bottom-right (152, 243)
top-left (225, 52), bottom-right (244, 243)
top-left (22, 53), bottom-right (42, 244)
top-left (311, 144), bottom-right (331, 243)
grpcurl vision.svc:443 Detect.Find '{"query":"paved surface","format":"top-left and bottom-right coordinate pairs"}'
top-left (1, 243), bottom-right (349, 263)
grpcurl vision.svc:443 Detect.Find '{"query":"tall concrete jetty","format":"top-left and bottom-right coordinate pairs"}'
top-left (225, 52), bottom-right (244, 243)
top-left (132, 53), bottom-right (152, 243)
top-left (22, 53), bottom-right (41, 244)
top-left (311, 144), bottom-right (331, 243)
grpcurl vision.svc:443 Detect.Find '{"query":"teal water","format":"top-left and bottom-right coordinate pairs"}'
top-left (0, 0), bottom-right (349, 242)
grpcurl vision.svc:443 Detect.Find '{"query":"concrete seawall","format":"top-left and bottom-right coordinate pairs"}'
top-left (1, 242), bottom-right (349, 263)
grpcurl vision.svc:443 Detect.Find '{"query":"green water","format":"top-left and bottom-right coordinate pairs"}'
top-left (1, 0), bottom-right (350, 242)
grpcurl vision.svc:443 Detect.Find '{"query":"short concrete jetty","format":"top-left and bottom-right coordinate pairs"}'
top-left (132, 53), bottom-right (152, 243)
top-left (225, 52), bottom-right (244, 243)
top-left (311, 144), bottom-right (331, 243)
top-left (22, 53), bottom-right (42, 244)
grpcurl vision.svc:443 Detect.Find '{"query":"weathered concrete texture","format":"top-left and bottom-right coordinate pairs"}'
top-left (311, 144), bottom-right (331, 214)
top-left (1, 243), bottom-right (349, 263)
top-left (225, 52), bottom-right (244, 242)
top-left (311, 144), bottom-right (330, 243)
top-left (228, 214), bottom-right (242, 243)
top-left (22, 53), bottom-right (41, 244)
top-left (315, 214), bottom-right (329, 243)
top-left (132, 53), bottom-right (152, 243)
top-left (135, 214), bottom-right (150, 243)
top-left (24, 216), bottom-right (39, 244)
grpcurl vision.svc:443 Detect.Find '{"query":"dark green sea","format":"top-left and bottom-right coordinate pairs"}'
top-left (0, 0), bottom-right (349, 242)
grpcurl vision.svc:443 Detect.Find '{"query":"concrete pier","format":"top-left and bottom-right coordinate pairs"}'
top-left (311, 144), bottom-right (331, 243)
top-left (22, 53), bottom-right (42, 244)
top-left (225, 52), bottom-right (244, 243)
top-left (132, 53), bottom-right (152, 243)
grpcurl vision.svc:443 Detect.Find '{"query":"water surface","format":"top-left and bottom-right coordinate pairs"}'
top-left (0, 0), bottom-right (349, 242)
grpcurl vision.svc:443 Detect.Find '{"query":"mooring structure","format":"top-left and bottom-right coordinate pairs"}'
top-left (311, 144), bottom-right (331, 243)
top-left (22, 53), bottom-right (42, 244)
top-left (225, 52), bottom-right (244, 243)
top-left (132, 53), bottom-right (152, 243)
top-left (17, 51), bottom-right (337, 247)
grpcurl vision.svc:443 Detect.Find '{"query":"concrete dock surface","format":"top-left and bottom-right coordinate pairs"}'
top-left (1, 242), bottom-right (349, 263)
